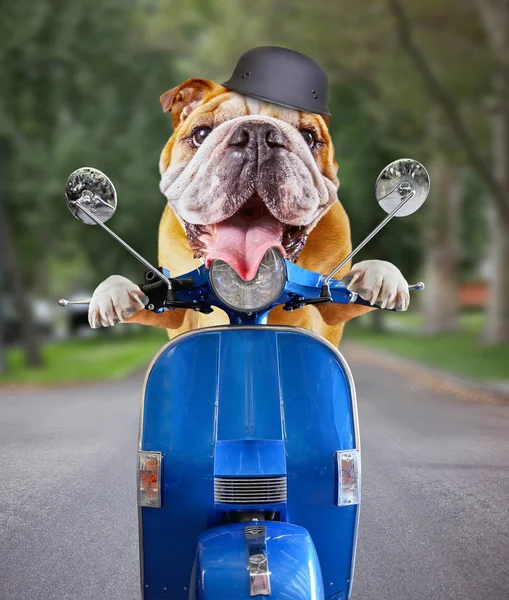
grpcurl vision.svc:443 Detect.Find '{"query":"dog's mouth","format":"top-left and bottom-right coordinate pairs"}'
top-left (183, 195), bottom-right (310, 280)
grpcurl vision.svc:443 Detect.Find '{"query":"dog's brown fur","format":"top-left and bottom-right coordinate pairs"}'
top-left (127, 78), bottom-right (373, 345)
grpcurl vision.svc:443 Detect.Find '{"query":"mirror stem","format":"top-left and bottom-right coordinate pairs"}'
top-left (71, 200), bottom-right (172, 290)
top-left (324, 190), bottom-right (415, 285)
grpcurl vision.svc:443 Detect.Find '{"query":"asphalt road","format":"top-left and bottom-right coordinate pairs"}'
top-left (0, 345), bottom-right (508, 600)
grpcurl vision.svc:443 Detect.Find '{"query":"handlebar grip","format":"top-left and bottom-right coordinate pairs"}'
top-left (352, 280), bottom-right (425, 311)
top-left (139, 281), bottom-right (164, 295)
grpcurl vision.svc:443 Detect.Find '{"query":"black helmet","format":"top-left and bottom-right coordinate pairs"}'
top-left (222, 46), bottom-right (330, 116)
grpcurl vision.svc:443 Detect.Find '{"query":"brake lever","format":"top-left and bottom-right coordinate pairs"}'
top-left (283, 285), bottom-right (333, 312)
top-left (139, 270), bottom-right (213, 314)
top-left (283, 281), bottom-right (425, 312)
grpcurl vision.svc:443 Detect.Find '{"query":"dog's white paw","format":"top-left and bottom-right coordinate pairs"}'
top-left (88, 275), bottom-right (149, 328)
top-left (343, 260), bottom-right (410, 311)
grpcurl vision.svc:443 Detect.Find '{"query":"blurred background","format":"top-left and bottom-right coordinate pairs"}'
top-left (0, 0), bottom-right (508, 387)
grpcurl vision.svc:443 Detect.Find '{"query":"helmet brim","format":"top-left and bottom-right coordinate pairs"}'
top-left (222, 83), bottom-right (331, 117)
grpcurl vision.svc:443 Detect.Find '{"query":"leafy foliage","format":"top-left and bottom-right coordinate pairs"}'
top-left (0, 0), bottom-right (496, 320)
top-left (0, 0), bottom-right (178, 292)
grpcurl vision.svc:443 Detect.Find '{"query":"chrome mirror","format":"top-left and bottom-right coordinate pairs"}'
top-left (65, 167), bottom-right (117, 225)
top-left (62, 167), bottom-right (172, 290)
top-left (375, 158), bottom-right (430, 217)
top-left (324, 157), bottom-right (430, 286)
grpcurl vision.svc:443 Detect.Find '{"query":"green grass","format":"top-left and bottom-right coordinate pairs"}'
top-left (2, 312), bottom-right (508, 386)
top-left (344, 311), bottom-right (509, 382)
top-left (0, 329), bottom-right (168, 387)
top-left (377, 310), bottom-right (486, 334)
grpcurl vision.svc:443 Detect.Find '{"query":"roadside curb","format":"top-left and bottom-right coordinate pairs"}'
top-left (343, 341), bottom-right (509, 404)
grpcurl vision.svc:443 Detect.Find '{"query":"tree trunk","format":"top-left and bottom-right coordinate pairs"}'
top-left (0, 212), bottom-right (43, 367)
top-left (0, 138), bottom-right (6, 374)
top-left (472, 0), bottom-right (509, 342)
top-left (421, 158), bottom-right (462, 334)
top-left (482, 84), bottom-right (509, 344)
top-left (483, 205), bottom-right (509, 343)
top-left (484, 49), bottom-right (509, 342)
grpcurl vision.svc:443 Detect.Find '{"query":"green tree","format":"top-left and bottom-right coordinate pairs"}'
top-left (0, 0), bottom-right (178, 366)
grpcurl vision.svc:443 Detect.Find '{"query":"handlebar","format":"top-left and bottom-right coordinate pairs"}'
top-left (58, 298), bottom-right (92, 306)
top-left (58, 270), bottom-right (425, 314)
top-left (348, 281), bottom-right (424, 312)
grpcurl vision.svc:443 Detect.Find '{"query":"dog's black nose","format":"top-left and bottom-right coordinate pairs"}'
top-left (227, 122), bottom-right (285, 153)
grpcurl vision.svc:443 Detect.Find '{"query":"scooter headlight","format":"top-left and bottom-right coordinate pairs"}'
top-left (209, 248), bottom-right (286, 313)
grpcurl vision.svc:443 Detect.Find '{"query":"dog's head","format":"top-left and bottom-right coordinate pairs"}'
top-left (159, 78), bottom-right (339, 280)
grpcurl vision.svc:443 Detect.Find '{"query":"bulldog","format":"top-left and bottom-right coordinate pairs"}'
top-left (88, 77), bottom-right (410, 346)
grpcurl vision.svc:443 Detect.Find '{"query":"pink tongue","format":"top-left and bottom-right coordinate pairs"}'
top-left (205, 213), bottom-right (285, 280)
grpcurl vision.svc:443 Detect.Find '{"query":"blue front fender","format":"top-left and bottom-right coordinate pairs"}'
top-left (190, 521), bottom-right (324, 600)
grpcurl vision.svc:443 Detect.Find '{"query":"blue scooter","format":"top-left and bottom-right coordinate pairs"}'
top-left (60, 158), bottom-right (430, 599)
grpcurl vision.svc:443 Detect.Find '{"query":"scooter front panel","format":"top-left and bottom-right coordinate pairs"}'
top-left (140, 331), bottom-right (221, 600)
top-left (215, 328), bottom-right (283, 440)
top-left (139, 326), bottom-right (359, 600)
top-left (276, 331), bottom-right (358, 598)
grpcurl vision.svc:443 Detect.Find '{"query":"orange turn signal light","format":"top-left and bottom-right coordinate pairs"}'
top-left (137, 451), bottom-right (162, 508)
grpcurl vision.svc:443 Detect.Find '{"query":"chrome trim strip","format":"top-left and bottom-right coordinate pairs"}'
top-left (137, 324), bottom-right (360, 599)
top-left (349, 502), bottom-right (361, 599)
top-left (245, 524), bottom-right (271, 596)
top-left (138, 505), bottom-right (144, 599)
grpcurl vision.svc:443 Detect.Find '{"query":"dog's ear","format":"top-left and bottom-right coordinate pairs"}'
top-left (160, 78), bottom-right (223, 128)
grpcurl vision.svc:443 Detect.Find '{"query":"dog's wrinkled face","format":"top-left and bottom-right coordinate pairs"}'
top-left (159, 78), bottom-right (339, 280)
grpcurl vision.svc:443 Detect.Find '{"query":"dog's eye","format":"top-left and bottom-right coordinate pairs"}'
top-left (192, 126), bottom-right (212, 147)
top-left (299, 129), bottom-right (316, 149)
